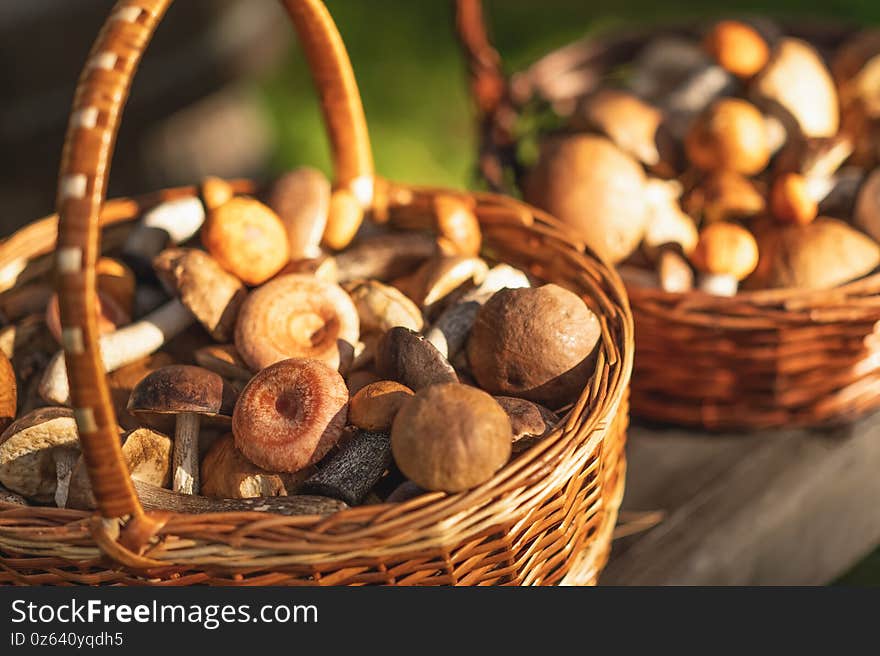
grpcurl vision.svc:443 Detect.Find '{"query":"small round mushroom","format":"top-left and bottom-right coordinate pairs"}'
top-left (45, 289), bottom-right (130, 346)
top-left (201, 433), bottom-right (308, 499)
top-left (683, 170), bottom-right (766, 224)
top-left (349, 380), bottom-right (415, 432)
top-left (524, 134), bottom-right (650, 264)
top-left (0, 408), bottom-right (80, 506)
top-left (770, 173), bottom-right (819, 225)
top-left (855, 168), bottom-right (880, 242)
top-left (375, 327), bottom-right (459, 391)
top-left (749, 217), bottom-right (880, 290)
top-left (391, 383), bottom-right (511, 493)
top-left (67, 427), bottom-right (172, 510)
top-left (685, 98), bottom-right (770, 175)
top-left (267, 167), bottom-right (331, 261)
top-left (128, 365), bottom-right (235, 494)
top-left (494, 396), bottom-right (559, 453)
top-left (0, 352), bottom-right (16, 434)
top-left (703, 20), bottom-right (770, 78)
top-left (194, 344), bottom-right (252, 384)
top-left (343, 279), bottom-right (424, 334)
top-left (690, 222), bottom-right (759, 296)
top-left (751, 38), bottom-right (840, 138)
top-left (235, 273), bottom-right (360, 373)
top-left (467, 285), bottom-right (601, 408)
top-left (232, 358), bottom-right (348, 473)
top-left (153, 248), bottom-right (247, 343)
top-left (201, 196), bottom-right (290, 285)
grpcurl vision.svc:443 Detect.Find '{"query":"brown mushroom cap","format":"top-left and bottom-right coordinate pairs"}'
top-left (108, 353), bottom-right (176, 431)
top-left (0, 352), bottom-right (15, 434)
top-left (201, 433), bottom-right (308, 499)
top-left (153, 248), bottom-right (247, 343)
top-left (703, 20), bottom-right (770, 78)
top-left (345, 370), bottom-right (381, 396)
top-left (0, 408), bottom-right (79, 503)
top-left (350, 380), bottom-right (415, 432)
top-left (67, 427), bottom-right (172, 510)
top-left (127, 365), bottom-right (236, 428)
top-left (690, 222), bottom-right (760, 280)
top-left (0, 484), bottom-right (26, 506)
top-left (343, 279), bottom-right (424, 334)
top-left (267, 167), bottom-right (331, 261)
top-left (685, 98), bottom-right (770, 175)
top-left (748, 217), bottom-right (880, 290)
top-left (751, 38), bottom-right (840, 138)
top-left (683, 170), bottom-right (766, 224)
top-left (494, 396), bottom-right (559, 453)
top-left (375, 327), bottom-right (459, 391)
top-left (235, 273), bottom-right (360, 373)
top-left (232, 358), bottom-right (348, 472)
top-left (524, 134), bottom-right (649, 264)
top-left (201, 197), bottom-right (290, 285)
top-left (467, 285), bottom-right (601, 408)
top-left (770, 173), bottom-right (818, 225)
top-left (391, 383), bottom-right (512, 493)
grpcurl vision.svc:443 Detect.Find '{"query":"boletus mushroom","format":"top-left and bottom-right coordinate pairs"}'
top-left (391, 383), bottom-right (511, 493)
top-left (232, 358), bottom-right (348, 473)
top-left (235, 273), bottom-right (360, 373)
top-left (467, 284), bottom-right (601, 408)
top-left (494, 396), bottom-right (559, 453)
top-left (690, 222), bottom-right (759, 296)
top-left (267, 167), bottom-right (331, 261)
top-left (524, 134), bottom-right (649, 264)
top-left (128, 365), bottom-right (236, 494)
top-left (703, 20), bottom-right (770, 78)
top-left (201, 433), bottom-right (308, 499)
top-left (349, 380), bottom-right (415, 432)
top-left (0, 408), bottom-right (80, 507)
top-left (685, 98), bottom-right (771, 175)
top-left (375, 327), bottom-right (458, 391)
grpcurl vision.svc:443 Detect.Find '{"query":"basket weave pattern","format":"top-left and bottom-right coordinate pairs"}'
top-left (0, 0), bottom-right (631, 585)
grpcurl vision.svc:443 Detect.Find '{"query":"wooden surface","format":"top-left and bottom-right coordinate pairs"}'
top-left (602, 413), bottom-right (880, 585)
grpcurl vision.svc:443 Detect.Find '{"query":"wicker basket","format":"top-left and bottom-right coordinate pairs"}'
top-left (0, 0), bottom-right (631, 586)
top-left (456, 1), bottom-right (877, 431)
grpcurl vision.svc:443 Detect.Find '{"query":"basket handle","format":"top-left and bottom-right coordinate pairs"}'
top-left (55, 0), bottom-right (373, 527)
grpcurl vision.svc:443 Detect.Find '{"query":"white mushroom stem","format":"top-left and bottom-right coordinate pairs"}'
top-left (658, 249), bottom-right (694, 293)
top-left (699, 273), bottom-right (738, 297)
top-left (53, 448), bottom-right (79, 509)
top-left (122, 197), bottom-right (206, 270)
top-left (424, 265), bottom-right (530, 358)
top-left (39, 299), bottom-right (195, 406)
top-left (173, 413), bottom-right (200, 495)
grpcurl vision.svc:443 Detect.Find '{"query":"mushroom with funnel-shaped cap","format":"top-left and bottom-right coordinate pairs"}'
top-left (0, 408), bottom-right (81, 507)
top-left (685, 98), bottom-right (770, 175)
top-left (703, 20), bottom-right (770, 78)
top-left (128, 365), bottom-right (235, 494)
top-left (267, 167), bottom-right (331, 261)
top-left (690, 222), bottom-right (759, 296)
top-left (235, 274), bottom-right (360, 373)
top-left (232, 358), bottom-right (348, 473)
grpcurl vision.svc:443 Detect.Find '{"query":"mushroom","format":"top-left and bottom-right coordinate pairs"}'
top-left (751, 38), bottom-right (840, 138)
top-left (0, 352), bottom-right (15, 434)
top-left (323, 188), bottom-right (365, 251)
top-left (300, 429), bottom-right (392, 505)
top-left (350, 333), bottom-right (380, 372)
top-left (121, 197), bottom-right (206, 277)
top-left (201, 196), bottom-right (290, 285)
top-left (201, 176), bottom-right (235, 211)
top-left (424, 264), bottom-right (531, 359)
top-left (194, 344), bottom-right (252, 384)
top-left (38, 299), bottom-right (196, 406)
top-left (0, 282), bottom-right (53, 326)
top-left (771, 168), bottom-right (865, 227)
top-left (232, 358), bottom-right (348, 473)
top-left (278, 253), bottom-right (339, 282)
top-left (642, 179), bottom-right (698, 293)
top-left (854, 168), bottom-right (880, 242)
top-left (235, 274), bottom-right (360, 373)
top-left (524, 134), bottom-right (650, 264)
top-left (702, 20), bottom-right (770, 78)
top-left (432, 194), bottom-right (482, 257)
top-left (44, 291), bottom-right (129, 348)
top-left (333, 232), bottom-right (437, 283)
top-left (685, 98), bottom-right (771, 175)
top-left (683, 170), bottom-right (766, 224)
top-left (343, 279), bottom-right (424, 334)
top-left (66, 427), bottom-right (172, 510)
top-left (832, 29), bottom-right (880, 119)
top-left (410, 255), bottom-right (489, 313)
top-left (267, 167), bottom-right (331, 261)
top-left (0, 484), bottom-right (26, 506)
top-left (345, 370), bottom-right (380, 396)
top-left (128, 365), bottom-right (236, 494)
top-left (375, 327), bottom-right (458, 391)
top-left (107, 352), bottom-right (176, 431)
top-left (133, 284), bottom-right (170, 319)
top-left (391, 383), bottom-right (511, 492)
top-left (628, 36), bottom-right (716, 101)
top-left (748, 217), bottom-right (880, 290)
top-left (494, 396), bottom-right (559, 453)
top-left (0, 408), bottom-right (80, 507)
top-left (153, 248), bottom-right (247, 342)
top-left (385, 480), bottom-right (425, 503)
top-left (349, 380), bottom-right (414, 432)
top-left (690, 222), bottom-right (759, 296)
top-left (201, 433), bottom-right (308, 499)
top-left (571, 89), bottom-right (675, 172)
top-left (467, 284), bottom-right (600, 408)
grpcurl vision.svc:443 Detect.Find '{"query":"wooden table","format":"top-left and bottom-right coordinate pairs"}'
top-left (601, 414), bottom-right (880, 585)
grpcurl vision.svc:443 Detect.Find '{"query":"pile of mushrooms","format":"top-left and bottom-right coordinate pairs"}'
top-left (525, 20), bottom-right (880, 296)
top-left (0, 169), bottom-right (605, 514)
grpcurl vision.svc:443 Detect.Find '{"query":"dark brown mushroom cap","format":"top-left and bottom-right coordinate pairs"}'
top-left (0, 407), bottom-right (79, 502)
top-left (375, 327), bottom-right (458, 391)
top-left (494, 396), bottom-right (559, 452)
top-left (466, 285), bottom-right (601, 408)
top-left (391, 383), bottom-right (512, 493)
top-left (0, 351), bottom-right (16, 434)
top-left (127, 365), bottom-right (236, 423)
